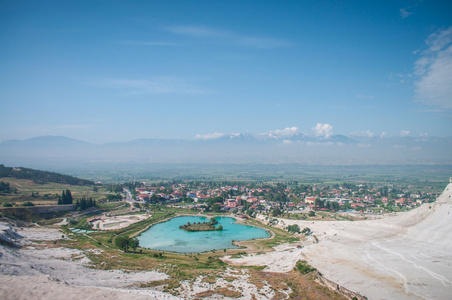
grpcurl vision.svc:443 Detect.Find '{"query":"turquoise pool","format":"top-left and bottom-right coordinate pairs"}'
top-left (137, 216), bottom-right (269, 253)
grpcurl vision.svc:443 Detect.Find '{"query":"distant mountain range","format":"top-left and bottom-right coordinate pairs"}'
top-left (0, 134), bottom-right (451, 166)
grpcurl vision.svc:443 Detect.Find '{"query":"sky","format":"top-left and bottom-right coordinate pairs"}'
top-left (0, 0), bottom-right (451, 144)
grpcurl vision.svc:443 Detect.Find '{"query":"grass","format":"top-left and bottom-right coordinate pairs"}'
top-left (0, 207), bottom-right (41, 222)
top-left (257, 225), bottom-right (299, 249)
top-left (250, 270), bottom-right (347, 300)
top-left (1, 191), bottom-right (343, 299)
top-left (0, 177), bottom-right (110, 206)
top-left (96, 202), bottom-right (125, 209)
top-left (37, 212), bottom-right (350, 299)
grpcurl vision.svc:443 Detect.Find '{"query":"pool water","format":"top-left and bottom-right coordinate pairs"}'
top-left (137, 216), bottom-right (269, 253)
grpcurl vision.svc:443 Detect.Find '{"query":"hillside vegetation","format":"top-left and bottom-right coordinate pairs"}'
top-left (0, 164), bottom-right (93, 185)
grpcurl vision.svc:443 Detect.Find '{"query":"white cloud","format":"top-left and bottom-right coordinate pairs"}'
top-left (94, 77), bottom-right (212, 95)
top-left (350, 130), bottom-right (375, 138)
top-left (414, 27), bottom-right (452, 110)
top-left (312, 123), bottom-right (333, 138)
top-left (165, 25), bottom-right (291, 49)
top-left (195, 132), bottom-right (229, 140)
top-left (380, 132), bottom-right (387, 139)
top-left (400, 8), bottom-right (413, 19)
top-left (400, 130), bottom-right (410, 137)
top-left (267, 127), bottom-right (298, 138)
top-left (195, 127), bottom-right (301, 141)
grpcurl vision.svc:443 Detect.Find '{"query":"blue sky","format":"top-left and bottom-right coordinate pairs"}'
top-left (1, 0), bottom-right (451, 144)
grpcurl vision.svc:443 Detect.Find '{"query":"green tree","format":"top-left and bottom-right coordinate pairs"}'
top-left (115, 236), bottom-right (130, 252)
top-left (287, 224), bottom-right (300, 233)
top-left (246, 208), bottom-right (256, 218)
top-left (129, 238), bottom-right (139, 252)
top-left (60, 189), bottom-right (73, 205)
top-left (212, 203), bottom-right (222, 212)
top-left (301, 227), bottom-right (312, 235)
top-left (315, 198), bottom-right (324, 209)
top-left (66, 189), bottom-right (73, 204)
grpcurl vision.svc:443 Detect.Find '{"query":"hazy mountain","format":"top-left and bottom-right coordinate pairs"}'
top-left (1, 136), bottom-right (93, 148)
top-left (0, 134), bottom-right (451, 167)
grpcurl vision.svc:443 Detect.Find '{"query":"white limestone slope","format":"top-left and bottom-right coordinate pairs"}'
top-left (298, 182), bottom-right (452, 300)
top-left (233, 182), bottom-right (452, 299)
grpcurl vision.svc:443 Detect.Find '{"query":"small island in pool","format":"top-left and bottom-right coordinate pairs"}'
top-left (179, 217), bottom-right (223, 232)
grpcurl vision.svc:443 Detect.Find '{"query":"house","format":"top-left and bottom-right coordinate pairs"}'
top-left (396, 198), bottom-right (406, 205)
top-left (138, 193), bottom-right (150, 201)
top-left (226, 199), bottom-right (237, 208)
top-left (305, 197), bottom-right (316, 204)
top-left (246, 197), bottom-right (258, 203)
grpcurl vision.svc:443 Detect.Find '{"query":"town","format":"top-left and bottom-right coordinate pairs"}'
top-left (122, 179), bottom-right (438, 217)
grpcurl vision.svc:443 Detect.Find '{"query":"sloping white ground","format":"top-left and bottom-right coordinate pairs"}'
top-left (237, 183), bottom-right (452, 300)
top-left (0, 224), bottom-right (179, 300)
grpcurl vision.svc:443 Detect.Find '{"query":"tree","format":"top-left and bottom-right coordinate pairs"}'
top-left (150, 194), bottom-right (159, 202)
top-left (115, 236), bottom-right (130, 252)
top-left (287, 224), bottom-right (300, 233)
top-left (272, 207), bottom-right (282, 217)
top-left (0, 181), bottom-right (12, 193)
top-left (301, 227), bottom-right (312, 235)
top-left (246, 208), bottom-right (256, 218)
top-left (65, 189), bottom-right (73, 204)
top-left (59, 189), bottom-right (73, 205)
top-left (217, 225), bottom-right (223, 231)
top-left (129, 238), bottom-right (139, 252)
top-left (115, 236), bottom-right (139, 252)
top-left (212, 203), bottom-right (222, 212)
top-left (76, 197), bottom-right (96, 210)
top-left (315, 198), bottom-right (324, 209)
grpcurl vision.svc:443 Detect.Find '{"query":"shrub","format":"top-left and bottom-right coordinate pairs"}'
top-left (287, 224), bottom-right (300, 233)
top-left (294, 260), bottom-right (317, 274)
top-left (301, 227), bottom-right (312, 235)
